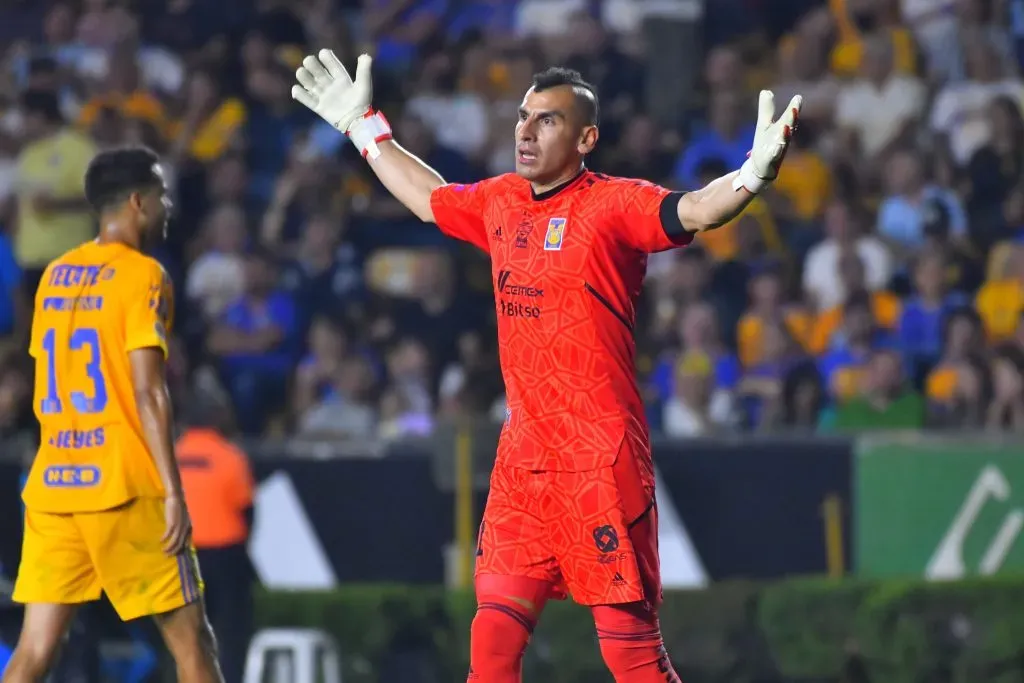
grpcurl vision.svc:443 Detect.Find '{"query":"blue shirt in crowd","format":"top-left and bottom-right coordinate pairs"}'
top-left (0, 234), bottom-right (20, 336)
top-left (673, 123), bottom-right (756, 189)
top-left (897, 292), bottom-right (967, 364)
top-left (877, 186), bottom-right (967, 248)
top-left (219, 291), bottom-right (299, 375)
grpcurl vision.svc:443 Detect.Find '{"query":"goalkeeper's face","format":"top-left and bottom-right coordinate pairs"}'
top-left (515, 86), bottom-right (598, 185)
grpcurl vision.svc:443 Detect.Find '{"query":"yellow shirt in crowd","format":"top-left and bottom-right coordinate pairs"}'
top-left (698, 197), bottom-right (785, 262)
top-left (16, 129), bottom-right (98, 268)
top-left (809, 291), bottom-right (902, 355)
top-left (975, 279), bottom-right (1023, 342)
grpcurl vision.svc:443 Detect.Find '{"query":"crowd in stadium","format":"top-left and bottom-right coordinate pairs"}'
top-left (0, 0), bottom-right (1021, 440)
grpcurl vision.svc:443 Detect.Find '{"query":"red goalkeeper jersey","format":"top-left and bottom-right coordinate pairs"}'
top-left (430, 170), bottom-right (692, 472)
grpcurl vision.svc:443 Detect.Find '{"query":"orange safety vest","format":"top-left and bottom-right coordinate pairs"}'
top-left (176, 428), bottom-right (254, 549)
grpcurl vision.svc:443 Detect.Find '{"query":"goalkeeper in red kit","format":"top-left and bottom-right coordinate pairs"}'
top-left (293, 50), bottom-right (801, 682)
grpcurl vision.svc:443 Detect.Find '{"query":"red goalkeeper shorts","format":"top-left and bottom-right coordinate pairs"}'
top-left (475, 440), bottom-right (661, 607)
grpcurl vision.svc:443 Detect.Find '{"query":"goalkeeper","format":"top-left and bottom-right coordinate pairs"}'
top-left (293, 50), bottom-right (800, 683)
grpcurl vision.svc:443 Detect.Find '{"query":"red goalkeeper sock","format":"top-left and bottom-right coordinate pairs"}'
top-left (592, 603), bottom-right (682, 683)
top-left (468, 595), bottom-right (534, 682)
top-left (468, 575), bottom-right (550, 682)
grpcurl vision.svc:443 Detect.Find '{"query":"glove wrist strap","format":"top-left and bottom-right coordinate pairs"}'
top-left (348, 110), bottom-right (393, 160)
top-left (734, 158), bottom-right (768, 194)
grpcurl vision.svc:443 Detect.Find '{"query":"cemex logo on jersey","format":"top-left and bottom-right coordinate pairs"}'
top-left (497, 270), bottom-right (543, 319)
top-left (497, 270), bottom-right (543, 298)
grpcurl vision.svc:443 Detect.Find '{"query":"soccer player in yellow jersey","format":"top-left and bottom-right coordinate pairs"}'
top-left (4, 147), bottom-right (223, 683)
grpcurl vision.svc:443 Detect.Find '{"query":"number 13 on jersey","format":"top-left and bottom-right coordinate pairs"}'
top-left (40, 327), bottom-right (108, 415)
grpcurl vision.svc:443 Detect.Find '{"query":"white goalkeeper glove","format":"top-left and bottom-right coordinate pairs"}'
top-left (734, 90), bottom-right (803, 194)
top-left (291, 49), bottom-right (393, 160)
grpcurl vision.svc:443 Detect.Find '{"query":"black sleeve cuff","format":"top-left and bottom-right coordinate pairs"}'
top-left (659, 192), bottom-right (689, 243)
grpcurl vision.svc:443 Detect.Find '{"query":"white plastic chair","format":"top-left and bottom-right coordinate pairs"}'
top-left (242, 628), bottom-right (341, 683)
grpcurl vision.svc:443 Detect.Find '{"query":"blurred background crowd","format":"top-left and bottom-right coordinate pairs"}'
top-left (0, 0), bottom-right (1021, 442)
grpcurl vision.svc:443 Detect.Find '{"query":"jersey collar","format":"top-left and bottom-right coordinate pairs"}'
top-left (530, 167), bottom-right (589, 202)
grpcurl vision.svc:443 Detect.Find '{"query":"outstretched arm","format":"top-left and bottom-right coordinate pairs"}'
top-left (292, 50), bottom-right (444, 222)
top-left (677, 90), bottom-right (802, 234)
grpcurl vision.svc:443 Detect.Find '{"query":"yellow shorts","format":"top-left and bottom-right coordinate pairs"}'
top-left (13, 497), bottom-right (203, 621)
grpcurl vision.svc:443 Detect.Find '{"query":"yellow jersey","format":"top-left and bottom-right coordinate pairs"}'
top-left (15, 129), bottom-right (97, 268)
top-left (24, 241), bottom-right (175, 513)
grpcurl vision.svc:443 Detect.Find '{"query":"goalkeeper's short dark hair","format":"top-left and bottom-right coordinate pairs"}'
top-left (84, 146), bottom-right (163, 214)
top-left (531, 67), bottom-right (600, 126)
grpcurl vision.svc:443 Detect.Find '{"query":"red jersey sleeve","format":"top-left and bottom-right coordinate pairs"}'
top-left (606, 178), bottom-right (694, 253)
top-left (430, 181), bottom-right (492, 252)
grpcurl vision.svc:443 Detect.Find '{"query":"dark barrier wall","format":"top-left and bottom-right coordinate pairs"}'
top-left (655, 436), bottom-right (853, 580)
top-left (0, 436), bottom-right (853, 585)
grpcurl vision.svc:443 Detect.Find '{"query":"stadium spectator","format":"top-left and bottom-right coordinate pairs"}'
top-left (737, 319), bottom-right (805, 429)
top-left (817, 292), bottom-right (892, 402)
top-left (828, 347), bottom-right (925, 429)
top-left (976, 244), bottom-right (1024, 342)
top-left (405, 51), bottom-right (490, 160)
top-left (986, 344), bottom-right (1024, 430)
top-left (737, 265), bottom-right (812, 367)
top-left (185, 203), bottom-right (248, 321)
top-left (389, 249), bottom-right (475, 375)
top-left (207, 249), bottom-right (299, 434)
top-left (828, 0), bottom-right (919, 78)
top-left (392, 111), bottom-right (479, 186)
top-left (443, 0), bottom-right (518, 43)
top-left (809, 250), bottom-right (900, 354)
top-left (696, 160), bottom-right (787, 268)
top-left (704, 45), bottom-right (746, 97)
top-left (877, 149), bottom-right (967, 254)
top-left (899, 0), bottom-right (958, 82)
top-left (770, 124), bottom-right (833, 224)
top-left (651, 302), bottom-right (741, 412)
top-left (673, 90), bottom-right (755, 190)
top-left (772, 31), bottom-right (839, 127)
top-left (293, 316), bottom-right (348, 418)
top-left (803, 199), bottom-right (893, 311)
top-left (931, 37), bottom-right (1024, 165)
top-left (898, 250), bottom-right (968, 372)
top-left (77, 42), bottom-right (168, 134)
top-left (963, 95), bottom-right (1024, 239)
top-left (662, 350), bottom-right (738, 437)
top-left (778, 360), bottom-right (827, 430)
top-left (834, 33), bottom-right (926, 163)
top-left (280, 212), bottom-right (365, 328)
top-left (244, 60), bottom-right (310, 199)
top-left (14, 89), bottom-right (96, 302)
top-left (0, 360), bottom-right (30, 439)
top-left (0, 234), bottom-right (18, 349)
top-left (365, 0), bottom-right (449, 71)
top-left (298, 354), bottom-right (378, 439)
top-left (925, 307), bottom-right (985, 409)
top-left (169, 67), bottom-right (246, 166)
top-left (604, 114), bottom-right (675, 182)
top-left (562, 10), bottom-right (644, 136)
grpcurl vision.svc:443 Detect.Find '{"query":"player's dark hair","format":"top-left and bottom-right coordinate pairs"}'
top-left (531, 67), bottom-right (600, 126)
top-left (84, 146), bottom-right (162, 214)
top-left (20, 89), bottom-right (63, 124)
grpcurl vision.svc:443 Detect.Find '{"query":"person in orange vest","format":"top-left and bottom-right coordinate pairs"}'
top-left (176, 385), bottom-right (255, 683)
